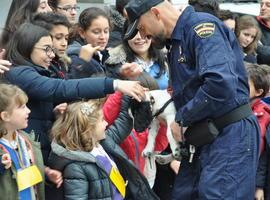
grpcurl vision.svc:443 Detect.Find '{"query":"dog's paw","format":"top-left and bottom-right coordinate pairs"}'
top-left (155, 153), bottom-right (174, 165)
top-left (142, 149), bottom-right (153, 157)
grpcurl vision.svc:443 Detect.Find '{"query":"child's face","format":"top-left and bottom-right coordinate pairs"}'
top-left (238, 27), bottom-right (257, 48)
top-left (2, 104), bottom-right (30, 131)
top-left (94, 110), bottom-right (108, 141)
top-left (128, 32), bottom-right (152, 58)
top-left (248, 79), bottom-right (263, 99)
top-left (31, 36), bottom-right (55, 69)
top-left (56, 0), bottom-right (78, 24)
top-left (80, 16), bottom-right (110, 51)
top-left (51, 25), bottom-right (69, 57)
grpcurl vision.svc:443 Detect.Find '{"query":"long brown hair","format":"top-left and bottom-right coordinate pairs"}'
top-left (0, 83), bottom-right (28, 137)
top-left (51, 99), bottom-right (104, 151)
top-left (235, 15), bottom-right (261, 55)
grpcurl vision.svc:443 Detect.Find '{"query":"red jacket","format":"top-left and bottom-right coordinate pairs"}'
top-left (103, 92), bottom-right (168, 173)
top-left (252, 99), bottom-right (270, 154)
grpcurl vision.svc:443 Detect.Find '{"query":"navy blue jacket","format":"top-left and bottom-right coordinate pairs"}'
top-left (4, 64), bottom-right (114, 164)
top-left (67, 38), bottom-right (109, 78)
top-left (168, 6), bottom-right (250, 126)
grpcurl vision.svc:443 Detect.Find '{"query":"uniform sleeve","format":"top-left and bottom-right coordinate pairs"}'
top-left (5, 66), bottom-right (114, 102)
top-left (64, 163), bottom-right (89, 200)
top-left (175, 22), bottom-right (240, 125)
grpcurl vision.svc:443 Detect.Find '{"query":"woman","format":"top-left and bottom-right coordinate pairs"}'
top-left (4, 22), bottom-right (145, 166)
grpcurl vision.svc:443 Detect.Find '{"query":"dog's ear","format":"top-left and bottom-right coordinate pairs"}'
top-left (130, 99), bottom-right (153, 133)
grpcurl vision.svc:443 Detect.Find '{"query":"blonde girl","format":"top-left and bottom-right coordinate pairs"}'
top-left (0, 83), bottom-right (61, 200)
top-left (49, 98), bottom-right (159, 200)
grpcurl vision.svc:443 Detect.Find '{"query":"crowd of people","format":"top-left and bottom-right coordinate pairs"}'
top-left (0, 0), bottom-right (270, 200)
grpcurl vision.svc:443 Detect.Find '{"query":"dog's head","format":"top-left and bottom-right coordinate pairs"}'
top-left (130, 93), bottom-right (154, 133)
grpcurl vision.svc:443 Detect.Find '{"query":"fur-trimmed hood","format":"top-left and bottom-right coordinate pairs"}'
top-left (105, 44), bottom-right (127, 65)
top-left (49, 141), bottom-right (96, 171)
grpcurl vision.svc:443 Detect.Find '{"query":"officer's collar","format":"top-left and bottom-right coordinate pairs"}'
top-left (171, 6), bottom-right (194, 41)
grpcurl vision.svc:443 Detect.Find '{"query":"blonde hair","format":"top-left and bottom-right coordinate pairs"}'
top-left (236, 15), bottom-right (261, 55)
top-left (0, 83), bottom-right (28, 137)
top-left (51, 99), bottom-right (104, 152)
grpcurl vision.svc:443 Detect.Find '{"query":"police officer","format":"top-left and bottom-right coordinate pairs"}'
top-left (124, 0), bottom-right (260, 199)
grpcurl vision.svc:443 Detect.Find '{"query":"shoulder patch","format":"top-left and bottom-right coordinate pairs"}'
top-left (194, 23), bottom-right (215, 38)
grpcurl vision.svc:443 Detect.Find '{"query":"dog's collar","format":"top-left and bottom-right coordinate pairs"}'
top-left (151, 95), bottom-right (174, 118)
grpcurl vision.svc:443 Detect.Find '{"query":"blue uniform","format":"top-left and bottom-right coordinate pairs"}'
top-left (169, 6), bottom-right (260, 199)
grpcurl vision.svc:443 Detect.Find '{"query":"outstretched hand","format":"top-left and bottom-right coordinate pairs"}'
top-left (115, 80), bottom-right (148, 102)
top-left (120, 62), bottom-right (142, 79)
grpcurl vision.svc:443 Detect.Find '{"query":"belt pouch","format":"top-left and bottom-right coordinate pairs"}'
top-left (185, 119), bottom-right (219, 147)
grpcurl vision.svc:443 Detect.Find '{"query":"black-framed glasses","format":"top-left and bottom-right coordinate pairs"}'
top-left (34, 46), bottom-right (56, 56)
top-left (57, 5), bottom-right (80, 12)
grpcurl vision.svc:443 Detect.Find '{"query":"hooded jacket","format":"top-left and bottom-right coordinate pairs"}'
top-left (48, 96), bottom-right (159, 200)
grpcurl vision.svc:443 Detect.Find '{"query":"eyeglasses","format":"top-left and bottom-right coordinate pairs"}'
top-left (34, 46), bottom-right (56, 56)
top-left (57, 6), bottom-right (80, 12)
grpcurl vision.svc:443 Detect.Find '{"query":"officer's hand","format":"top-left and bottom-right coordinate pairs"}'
top-left (170, 121), bottom-right (185, 142)
top-left (170, 159), bottom-right (181, 174)
top-left (255, 188), bottom-right (264, 200)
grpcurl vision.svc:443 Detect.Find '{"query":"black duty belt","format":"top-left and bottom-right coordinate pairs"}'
top-left (213, 103), bottom-right (253, 130)
top-left (184, 103), bottom-right (253, 147)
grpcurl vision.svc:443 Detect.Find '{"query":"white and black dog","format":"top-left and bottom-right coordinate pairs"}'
top-left (130, 90), bottom-right (180, 158)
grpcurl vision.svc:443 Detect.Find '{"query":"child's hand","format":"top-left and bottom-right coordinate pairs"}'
top-left (53, 103), bottom-right (68, 115)
top-left (79, 44), bottom-right (101, 62)
top-left (45, 167), bottom-right (63, 188)
top-left (1, 153), bottom-right (12, 169)
top-left (119, 62), bottom-right (142, 79)
top-left (255, 188), bottom-right (264, 200)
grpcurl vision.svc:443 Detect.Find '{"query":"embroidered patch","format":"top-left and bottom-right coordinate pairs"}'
top-left (194, 23), bottom-right (215, 38)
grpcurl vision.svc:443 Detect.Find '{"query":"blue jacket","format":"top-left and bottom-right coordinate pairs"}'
top-left (67, 38), bottom-right (109, 78)
top-left (168, 6), bottom-right (250, 126)
top-left (4, 64), bottom-right (114, 164)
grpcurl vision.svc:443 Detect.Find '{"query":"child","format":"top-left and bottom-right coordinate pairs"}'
top-left (236, 15), bottom-right (261, 63)
top-left (49, 97), bottom-right (159, 200)
top-left (0, 83), bottom-right (61, 200)
top-left (245, 63), bottom-right (270, 200)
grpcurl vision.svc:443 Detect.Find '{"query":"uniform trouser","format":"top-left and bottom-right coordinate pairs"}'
top-left (171, 115), bottom-right (260, 200)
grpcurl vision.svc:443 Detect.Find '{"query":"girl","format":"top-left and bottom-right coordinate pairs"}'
top-left (0, 83), bottom-right (61, 200)
top-left (48, 0), bottom-right (79, 24)
top-left (105, 21), bottom-right (168, 88)
top-left (236, 15), bottom-right (261, 63)
top-left (32, 12), bottom-right (72, 79)
top-left (67, 7), bottom-right (111, 78)
top-left (4, 22), bottom-right (145, 167)
top-left (49, 98), bottom-right (159, 200)
top-left (0, 0), bottom-right (52, 48)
